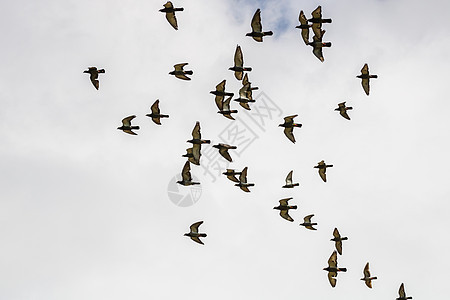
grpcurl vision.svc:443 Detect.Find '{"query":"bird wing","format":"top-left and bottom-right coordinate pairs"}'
top-left (285, 170), bottom-right (293, 185)
top-left (239, 102), bottom-right (251, 110)
top-left (174, 63), bottom-right (188, 71)
top-left (328, 250), bottom-right (337, 268)
top-left (239, 167), bottom-right (248, 183)
top-left (122, 115), bottom-right (136, 126)
top-left (123, 129), bottom-right (137, 135)
top-left (251, 8), bottom-right (262, 32)
top-left (239, 83), bottom-right (250, 99)
top-left (181, 161), bottom-right (192, 181)
top-left (164, 1), bottom-right (174, 9)
top-left (361, 63), bottom-right (369, 75)
top-left (363, 262), bottom-right (371, 277)
top-left (304, 214), bottom-right (314, 223)
top-left (279, 197), bottom-right (292, 206)
top-left (305, 224), bottom-right (317, 230)
top-left (311, 23), bottom-right (322, 39)
top-left (90, 78), bottom-right (100, 90)
top-left (312, 44), bottom-right (324, 62)
top-left (284, 127), bottom-right (296, 143)
top-left (280, 210), bottom-right (294, 222)
top-left (234, 70), bottom-right (243, 81)
top-left (319, 168), bottom-right (327, 182)
top-left (299, 10), bottom-right (308, 24)
top-left (216, 79), bottom-right (226, 92)
top-left (219, 147), bottom-right (232, 162)
top-left (222, 96), bottom-right (232, 111)
top-left (227, 174), bottom-right (239, 183)
top-left (165, 11), bottom-right (178, 30)
top-left (192, 121), bottom-right (201, 139)
top-left (327, 272), bottom-right (337, 288)
top-left (190, 236), bottom-right (204, 245)
top-left (311, 5), bottom-right (322, 19)
top-left (242, 73), bottom-right (249, 85)
top-left (335, 241), bottom-right (343, 255)
top-left (215, 95), bottom-right (224, 110)
top-left (301, 28), bottom-right (310, 45)
top-left (223, 113), bottom-right (235, 120)
top-left (190, 221), bottom-right (203, 233)
top-left (362, 78), bottom-right (370, 95)
top-left (192, 144), bottom-right (201, 164)
top-left (252, 36), bottom-right (263, 42)
top-left (365, 279), bottom-right (373, 289)
top-left (175, 73), bottom-right (191, 80)
top-left (284, 115), bottom-right (297, 123)
top-left (340, 109), bottom-right (351, 120)
top-left (234, 45), bottom-right (243, 67)
top-left (398, 283), bottom-right (406, 298)
top-left (240, 185), bottom-right (250, 192)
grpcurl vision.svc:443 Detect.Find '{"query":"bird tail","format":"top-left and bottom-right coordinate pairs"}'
top-left (296, 25), bottom-right (310, 29)
top-left (263, 31), bottom-right (273, 36)
top-left (199, 233), bottom-right (207, 237)
top-left (225, 92), bottom-right (234, 96)
top-left (203, 140), bottom-right (211, 144)
top-left (341, 237), bottom-right (348, 240)
top-left (322, 42), bottom-right (332, 47)
top-left (174, 8), bottom-right (184, 11)
top-left (370, 75), bottom-right (378, 78)
top-left (294, 123), bottom-right (302, 127)
top-left (161, 114), bottom-right (169, 118)
top-left (248, 183), bottom-right (255, 187)
top-left (131, 126), bottom-right (140, 130)
top-left (98, 69), bottom-right (105, 73)
top-left (327, 165), bottom-right (334, 168)
top-left (290, 205), bottom-right (298, 209)
top-left (322, 19), bottom-right (332, 23)
top-left (347, 107), bottom-right (353, 110)
top-left (185, 70), bottom-right (193, 75)
top-left (338, 268), bottom-right (347, 272)
top-left (244, 67), bottom-right (252, 72)
top-left (371, 276), bottom-right (377, 280)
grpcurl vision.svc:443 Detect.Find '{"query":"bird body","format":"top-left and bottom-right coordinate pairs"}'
top-left (146, 99), bottom-right (169, 125)
top-left (360, 262), bottom-right (377, 288)
top-left (282, 170), bottom-right (299, 188)
top-left (314, 160), bottom-right (333, 182)
top-left (246, 9), bottom-right (273, 42)
top-left (273, 197), bottom-right (297, 222)
top-left (169, 63), bottom-right (193, 80)
top-left (159, 1), bottom-right (184, 30)
top-left (117, 115), bottom-right (139, 135)
top-left (299, 214), bottom-right (317, 230)
top-left (177, 161), bottom-right (200, 186)
top-left (335, 101), bottom-right (353, 120)
top-left (357, 63), bottom-right (378, 95)
top-left (83, 67), bottom-right (105, 90)
top-left (184, 221), bottom-right (207, 245)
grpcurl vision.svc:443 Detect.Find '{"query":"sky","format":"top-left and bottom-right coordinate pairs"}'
top-left (1, 0), bottom-right (450, 299)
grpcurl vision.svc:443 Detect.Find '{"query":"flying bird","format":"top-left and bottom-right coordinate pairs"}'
top-left (182, 146), bottom-right (201, 166)
top-left (308, 6), bottom-right (332, 38)
top-left (83, 67), bottom-right (105, 90)
top-left (233, 82), bottom-right (255, 110)
top-left (218, 96), bottom-right (238, 120)
top-left (159, 1), bottom-right (184, 30)
top-left (169, 63), bottom-right (193, 80)
top-left (246, 8), bottom-right (273, 42)
top-left (331, 228), bottom-right (348, 255)
top-left (187, 121), bottom-right (211, 145)
top-left (210, 80), bottom-right (234, 110)
top-left (299, 214), bottom-right (317, 230)
top-left (314, 160), bottom-right (333, 182)
top-left (273, 197), bottom-right (297, 222)
top-left (229, 45), bottom-right (252, 80)
top-left (184, 221), bottom-right (207, 245)
top-left (279, 115), bottom-right (302, 143)
top-left (357, 63), bottom-right (378, 95)
top-left (282, 170), bottom-right (299, 188)
top-left (323, 250), bottom-right (347, 288)
top-left (335, 102), bottom-right (353, 120)
top-left (146, 99), bottom-right (169, 125)
top-left (360, 262), bottom-right (377, 288)
top-left (235, 167), bottom-right (254, 192)
top-left (213, 143), bottom-right (237, 162)
top-left (117, 115), bottom-right (139, 135)
top-left (295, 10), bottom-right (311, 44)
top-left (177, 161), bottom-right (200, 186)
top-left (397, 283), bottom-right (413, 300)
top-left (307, 29), bottom-right (331, 62)
top-left (222, 169), bottom-right (242, 183)
top-left (242, 73), bottom-right (259, 100)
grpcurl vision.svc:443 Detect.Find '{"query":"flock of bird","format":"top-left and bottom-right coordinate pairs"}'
top-left (83, 2), bottom-right (413, 299)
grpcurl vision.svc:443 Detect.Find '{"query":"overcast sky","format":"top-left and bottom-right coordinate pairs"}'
top-left (1, 0), bottom-right (449, 299)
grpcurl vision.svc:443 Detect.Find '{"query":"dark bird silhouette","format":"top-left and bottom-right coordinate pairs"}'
top-left (218, 96), bottom-right (238, 120)
top-left (282, 170), bottom-right (299, 188)
top-left (397, 283), bottom-right (412, 300)
top-left (279, 115), bottom-right (302, 143)
top-left (235, 167), bottom-right (254, 192)
top-left (117, 115), bottom-right (139, 135)
top-left (169, 63), bottom-right (193, 80)
top-left (222, 169), bottom-right (242, 183)
top-left (295, 10), bottom-right (311, 44)
top-left (314, 160), bottom-right (333, 182)
top-left (357, 63), bottom-right (378, 96)
top-left (308, 6), bottom-right (332, 38)
top-left (331, 228), bottom-right (348, 255)
top-left (323, 250), bottom-right (347, 288)
top-left (307, 29), bottom-right (331, 62)
top-left (182, 146), bottom-right (201, 166)
top-left (273, 197), bottom-right (297, 222)
top-left (83, 67), bottom-right (105, 90)
top-left (233, 82), bottom-right (255, 110)
top-left (184, 221), bottom-right (207, 245)
top-left (229, 45), bottom-right (252, 80)
top-left (246, 8), bottom-right (273, 42)
top-left (210, 80), bottom-right (234, 110)
top-left (299, 214), bottom-right (317, 230)
top-left (213, 143), bottom-right (237, 162)
top-left (335, 101), bottom-right (352, 120)
top-left (360, 262), bottom-right (377, 288)
top-left (187, 121), bottom-right (210, 145)
top-left (177, 161), bottom-right (200, 186)
top-left (159, 1), bottom-right (184, 30)
top-left (146, 99), bottom-right (169, 125)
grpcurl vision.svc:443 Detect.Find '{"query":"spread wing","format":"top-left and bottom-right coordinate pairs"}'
top-left (398, 283), bottom-right (406, 298)
top-left (285, 170), bottom-right (293, 185)
top-left (216, 79), bottom-right (226, 92)
top-left (333, 228), bottom-right (341, 239)
top-left (239, 83), bottom-right (250, 99)
top-left (190, 236), bottom-right (204, 245)
top-left (151, 100), bottom-right (161, 115)
top-left (304, 214), bottom-right (314, 223)
top-left (280, 210), bottom-right (294, 222)
top-left (191, 121), bottom-right (201, 139)
top-left (219, 147), bottom-right (232, 162)
top-left (165, 11), bottom-right (178, 30)
top-left (312, 43), bottom-right (324, 62)
top-left (365, 279), bottom-right (373, 289)
top-left (327, 272), bottom-right (337, 288)
top-left (363, 263), bottom-right (371, 278)
top-left (222, 112), bottom-right (235, 120)
top-left (234, 70), bottom-right (243, 81)
top-left (123, 129), bottom-right (137, 135)
top-left (190, 221), bottom-right (203, 233)
top-left (240, 185), bottom-right (250, 192)
top-left (122, 115), bottom-right (136, 126)
top-left (279, 197), bottom-right (292, 206)
top-left (174, 63), bottom-right (188, 71)
top-left (319, 168), bottom-right (327, 182)
top-left (361, 63), bottom-right (369, 75)
top-left (215, 95), bottom-right (224, 110)
top-left (340, 109), bottom-right (351, 120)
top-left (242, 73), bottom-right (249, 85)
top-left (311, 23), bottom-right (322, 39)
top-left (163, 1), bottom-right (174, 9)
top-left (284, 127), bottom-right (296, 143)
top-left (192, 144), bottom-right (201, 164)
top-left (251, 9), bottom-right (262, 32)
top-left (311, 5), bottom-right (322, 19)
top-left (239, 167), bottom-right (248, 183)
top-left (175, 73), bottom-right (191, 80)
top-left (284, 115), bottom-right (297, 123)
top-left (335, 241), bottom-right (343, 255)
top-left (362, 78), bottom-right (370, 95)
top-left (181, 161), bottom-right (192, 181)
top-left (327, 250), bottom-right (337, 268)
top-left (89, 72), bottom-right (100, 90)
top-left (222, 96), bottom-right (232, 111)
top-left (239, 102), bottom-right (251, 110)
top-left (299, 10), bottom-right (308, 24)
top-left (234, 45), bottom-right (243, 67)
top-left (227, 174), bottom-right (239, 182)
top-left (301, 28), bottom-right (310, 44)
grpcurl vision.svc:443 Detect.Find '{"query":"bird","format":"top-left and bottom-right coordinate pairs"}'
top-left (279, 115), bottom-right (302, 143)
top-left (331, 228), bottom-right (348, 255)
top-left (307, 29), bottom-right (331, 62)
top-left (184, 221), bottom-right (207, 245)
top-left (242, 73), bottom-right (259, 100)
top-left (213, 143), bottom-right (237, 162)
top-left (314, 160), bottom-right (333, 182)
top-left (83, 67), bottom-right (105, 90)
top-left (218, 96), bottom-right (238, 120)
top-left (233, 82), bottom-right (255, 110)
top-left (396, 283), bottom-right (412, 300)
top-left (117, 115), bottom-right (139, 135)
top-left (299, 214), bottom-right (317, 230)
top-left (159, 1), bottom-right (184, 30)
top-left (182, 146), bottom-right (201, 166)
top-left (222, 169), bottom-right (242, 183)
top-left (335, 101), bottom-right (353, 120)
top-left (273, 197), bottom-right (297, 222)
top-left (282, 170), bottom-right (299, 188)
top-left (295, 10), bottom-right (311, 44)
top-left (146, 99), bottom-right (169, 125)
top-left (187, 121), bottom-right (210, 145)
top-left (246, 8), bottom-right (273, 42)
top-left (308, 6), bottom-right (332, 39)
top-left (357, 63), bottom-right (378, 96)
top-left (323, 250), bottom-right (347, 288)
top-left (229, 45), bottom-right (252, 80)
top-left (169, 63), bottom-right (193, 80)
top-left (234, 167), bottom-right (254, 192)
top-left (210, 80), bottom-right (234, 110)
top-left (177, 161), bottom-right (200, 186)
top-left (360, 262), bottom-right (377, 288)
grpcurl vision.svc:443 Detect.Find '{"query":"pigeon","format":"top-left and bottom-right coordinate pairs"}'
top-left (242, 73), bottom-right (259, 100)
top-left (222, 169), bottom-right (242, 183)
top-left (246, 8), bottom-right (273, 42)
top-left (396, 283), bottom-right (412, 300)
top-left (117, 115), bottom-right (139, 135)
top-left (308, 6), bottom-right (332, 39)
top-left (282, 170), bottom-right (299, 188)
top-left (295, 10), bottom-right (311, 44)
top-left (335, 102), bottom-right (353, 120)
top-left (360, 262), bottom-right (377, 288)
top-left (218, 96), bottom-right (238, 120)
top-left (229, 45), bottom-right (252, 80)
top-left (279, 115), bottom-right (302, 143)
top-left (273, 197), bottom-right (297, 222)
top-left (299, 214), bottom-right (317, 230)
top-left (177, 161), bottom-right (200, 186)
top-left (159, 1), bottom-right (184, 30)
top-left (234, 167), bottom-right (254, 192)
top-left (146, 99), bottom-right (169, 125)
top-left (210, 80), bottom-right (234, 110)
top-left (169, 63), bottom-right (193, 80)
top-left (213, 143), bottom-right (237, 162)
top-left (357, 63), bottom-right (378, 96)
top-left (331, 228), bottom-right (348, 255)
top-left (184, 221), bottom-right (207, 245)
top-left (323, 250), bottom-right (347, 288)
top-left (307, 29), bottom-right (331, 62)
top-left (314, 160), bottom-right (333, 182)
top-left (182, 146), bottom-right (201, 166)
top-left (187, 121), bottom-right (211, 145)
top-left (83, 67), bottom-right (105, 90)
top-left (233, 82), bottom-right (255, 110)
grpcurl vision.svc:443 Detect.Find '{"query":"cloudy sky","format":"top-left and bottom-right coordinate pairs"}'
top-left (1, 0), bottom-right (449, 299)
